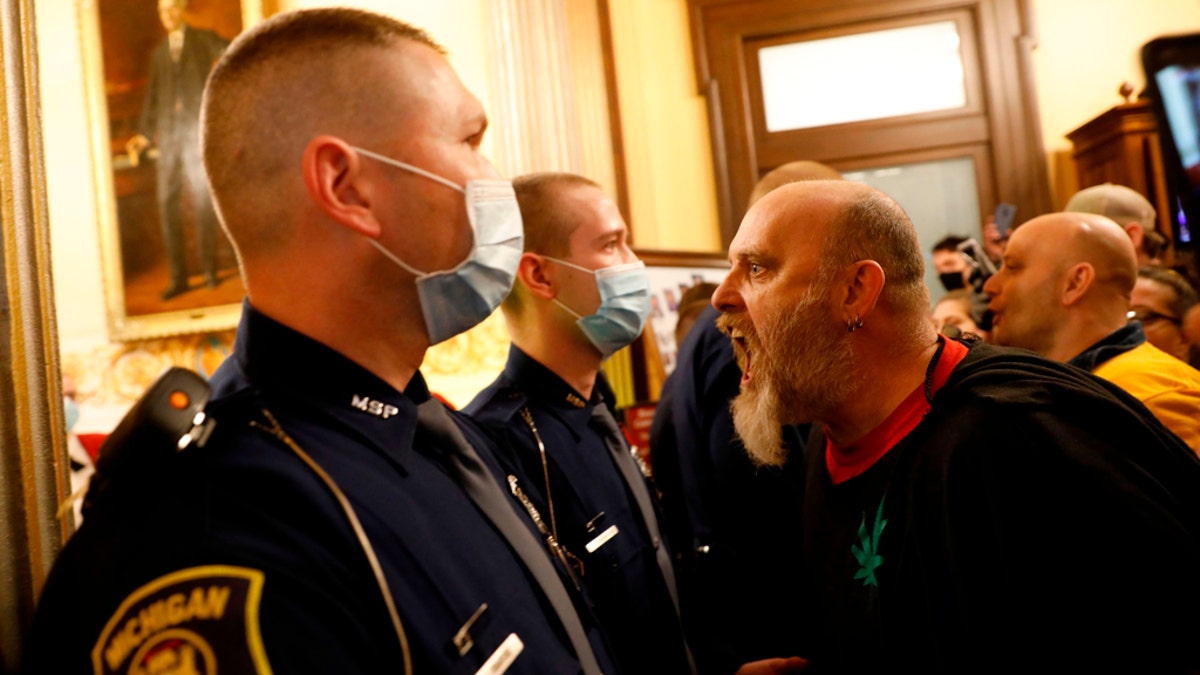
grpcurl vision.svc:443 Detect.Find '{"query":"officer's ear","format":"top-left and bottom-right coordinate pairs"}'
top-left (517, 253), bottom-right (558, 300)
top-left (302, 135), bottom-right (379, 237)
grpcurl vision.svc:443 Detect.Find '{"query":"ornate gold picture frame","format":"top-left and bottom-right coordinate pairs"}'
top-left (80, 0), bottom-right (263, 340)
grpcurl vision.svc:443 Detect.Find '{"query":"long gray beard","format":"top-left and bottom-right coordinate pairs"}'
top-left (730, 376), bottom-right (790, 467)
top-left (727, 294), bottom-right (856, 467)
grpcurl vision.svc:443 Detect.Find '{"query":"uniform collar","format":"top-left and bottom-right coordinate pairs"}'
top-left (504, 345), bottom-right (600, 440)
top-left (232, 301), bottom-right (422, 466)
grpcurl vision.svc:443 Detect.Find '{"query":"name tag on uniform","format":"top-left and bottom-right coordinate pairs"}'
top-left (475, 633), bottom-right (523, 675)
top-left (584, 524), bottom-right (619, 553)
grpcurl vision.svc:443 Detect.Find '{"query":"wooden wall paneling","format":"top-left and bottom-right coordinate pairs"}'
top-left (0, 0), bottom-right (66, 668)
top-left (1067, 98), bottom-right (1176, 255)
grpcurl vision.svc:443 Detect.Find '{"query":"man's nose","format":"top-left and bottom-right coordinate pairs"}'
top-left (982, 273), bottom-right (999, 297)
top-left (712, 274), bottom-right (742, 313)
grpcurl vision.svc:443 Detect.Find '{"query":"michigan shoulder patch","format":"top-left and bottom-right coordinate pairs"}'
top-left (91, 565), bottom-right (272, 675)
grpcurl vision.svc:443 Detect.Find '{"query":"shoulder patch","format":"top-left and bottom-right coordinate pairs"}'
top-left (92, 565), bottom-right (272, 675)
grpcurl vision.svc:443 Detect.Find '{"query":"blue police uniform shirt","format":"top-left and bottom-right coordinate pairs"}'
top-left (23, 303), bottom-right (612, 675)
top-left (649, 304), bottom-right (807, 673)
top-left (466, 345), bottom-right (694, 675)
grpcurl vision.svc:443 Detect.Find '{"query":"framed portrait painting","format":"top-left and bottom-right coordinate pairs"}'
top-left (80, 0), bottom-right (263, 340)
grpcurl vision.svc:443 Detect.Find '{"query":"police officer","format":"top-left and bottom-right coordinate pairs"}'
top-left (24, 10), bottom-right (614, 674)
top-left (464, 172), bottom-right (695, 674)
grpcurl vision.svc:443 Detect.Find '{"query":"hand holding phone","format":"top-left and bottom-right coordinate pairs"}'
top-left (993, 203), bottom-right (1017, 240)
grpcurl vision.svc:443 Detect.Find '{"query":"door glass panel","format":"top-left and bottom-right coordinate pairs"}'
top-left (758, 21), bottom-right (966, 132)
top-left (843, 156), bottom-right (980, 303)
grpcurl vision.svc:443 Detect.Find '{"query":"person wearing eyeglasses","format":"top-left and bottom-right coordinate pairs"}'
top-left (985, 212), bottom-right (1200, 452)
top-left (1130, 266), bottom-right (1199, 365)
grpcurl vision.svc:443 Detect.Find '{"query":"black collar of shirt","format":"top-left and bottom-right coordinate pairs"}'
top-left (1067, 321), bottom-right (1146, 372)
top-left (504, 345), bottom-right (602, 442)
top-left (232, 300), bottom-right (423, 466)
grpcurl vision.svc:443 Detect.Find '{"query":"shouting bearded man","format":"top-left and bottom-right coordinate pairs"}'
top-left (711, 180), bottom-right (1200, 673)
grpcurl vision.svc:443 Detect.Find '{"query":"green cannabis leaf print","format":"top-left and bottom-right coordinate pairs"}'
top-left (852, 497), bottom-right (887, 588)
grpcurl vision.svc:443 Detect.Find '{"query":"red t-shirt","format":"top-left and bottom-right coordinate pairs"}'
top-left (826, 339), bottom-right (968, 484)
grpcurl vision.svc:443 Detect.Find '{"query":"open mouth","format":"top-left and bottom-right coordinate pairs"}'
top-left (729, 332), bottom-right (753, 386)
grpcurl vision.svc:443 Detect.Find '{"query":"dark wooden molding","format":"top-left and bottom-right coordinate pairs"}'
top-left (0, 0), bottom-right (67, 667)
top-left (636, 248), bottom-right (731, 268)
top-left (687, 0), bottom-right (1052, 246)
top-left (596, 0), bottom-right (632, 225)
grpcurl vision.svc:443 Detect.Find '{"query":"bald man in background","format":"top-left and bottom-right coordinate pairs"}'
top-left (746, 160), bottom-right (843, 206)
top-left (985, 212), bottom-right (1200, 450)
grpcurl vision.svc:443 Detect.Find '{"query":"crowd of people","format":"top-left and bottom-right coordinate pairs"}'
top-left (21, 7), bottom-right (1200, 675)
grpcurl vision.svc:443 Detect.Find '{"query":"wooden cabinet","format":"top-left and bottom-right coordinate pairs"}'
top-left (1067, 95), bottom-right (1175, 257)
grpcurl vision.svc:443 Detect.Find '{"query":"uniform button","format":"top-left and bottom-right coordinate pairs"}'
top-left (696, 545), bottom-right (711, 555)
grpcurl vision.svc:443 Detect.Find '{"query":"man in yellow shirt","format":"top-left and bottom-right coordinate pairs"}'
top-left (985, 211), bottom-right (1200, 451)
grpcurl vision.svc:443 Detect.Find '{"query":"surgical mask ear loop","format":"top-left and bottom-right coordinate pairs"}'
top-left (542, 256), bottom-right (590, 319)
top-left (353, 146), bottom-right (465, 193)
top-left (353, 146), bottom-right (477, 278)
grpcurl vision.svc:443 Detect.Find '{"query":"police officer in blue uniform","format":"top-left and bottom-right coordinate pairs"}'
top-left (464, 172), bottom-right (695, 674)
top-left (24, 10), bottom-right (614, 674)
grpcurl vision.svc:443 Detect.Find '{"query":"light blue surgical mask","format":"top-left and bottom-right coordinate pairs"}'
top-left (545, 257), bottom-right (651, 358)
top-left (353, 146), bottom-right (524, 345)
top-left (63, 397), bottom-right (80, 434)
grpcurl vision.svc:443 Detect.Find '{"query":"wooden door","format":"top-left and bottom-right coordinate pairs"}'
top-left (688, 0), bottom-right (1052, 246)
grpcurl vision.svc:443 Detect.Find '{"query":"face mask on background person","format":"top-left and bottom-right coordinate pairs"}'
top-left (939, 271), bottom-right (966, 292)
top-left (544, 257), bottom-right (652, 358)
top-left (63, 397), bottom-right (80, 434)
top-left (353, 146), bottom-right (524, 345)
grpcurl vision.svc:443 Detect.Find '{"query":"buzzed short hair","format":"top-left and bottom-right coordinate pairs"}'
top-left (512, 172), bottom-right (603, 258)
top-left (201, 8), bottom-right (444, 255)
top-left (1139, 266), bottom-right (1199, 319)
top-left (821, 188), bottom-right (930, 316)
top-left (503, 172), bottom-right (604, 317)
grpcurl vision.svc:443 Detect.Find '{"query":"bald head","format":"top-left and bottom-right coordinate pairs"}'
top-left (1065, 184), bottom-right (1160, 264)
top-left (985, 212), bottom-right (1137, 360)
top-left (201, 8), bottom-right (445, 259)
top-left (1018, 213), bottom-right (1138, 298)
top-left (747, 160), bottom-right (842, 208)
top-left (749, 180), bottom-right (929, 323)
